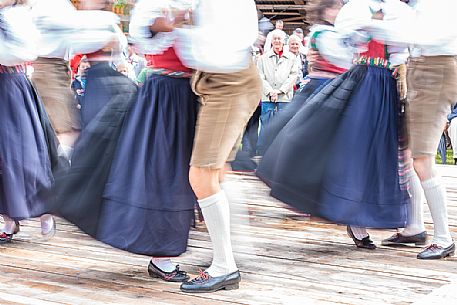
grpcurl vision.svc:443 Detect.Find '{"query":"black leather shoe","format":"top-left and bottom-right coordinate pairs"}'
top-left (147, 261), bottom-right (189, 282)
top-left (417, 243), bottom-right (455, 260)
top-left (347, 226), bottom-right (376, 250)
top-left (180, 270), bottom-right (241, 293)
top-left (381, 231), bottom-right (427, 247)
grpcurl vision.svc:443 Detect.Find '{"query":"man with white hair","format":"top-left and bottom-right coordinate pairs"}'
top-left (256, 29), bottom-right (298, 155)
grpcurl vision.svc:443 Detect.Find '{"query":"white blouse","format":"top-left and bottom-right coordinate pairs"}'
top-left (335, 0), bottom-right (410, 65)
top-left (129, 0), bottom-right (195, 55)
top-left (0, 6), bottom-right (38, 66)
top-left (364, 0), bottom-right (457, 57)
top-left (32, 0), bottom-right (125, 60)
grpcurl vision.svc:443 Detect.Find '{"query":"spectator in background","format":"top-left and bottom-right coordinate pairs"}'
top-left (126, 39), bottom-right (146, 80)
top-left (71, 57), bottom-right (90, 109)
top-left (448, 103), bottom-right (457, 165)
top-left (264, 20), bottom-right (287, 53)
top-left (284, 34), bottom-right (306, 90)
top-left (256, 29), bottom-right (298, 155)
top-left (116, 61), bottom-right (130, 77)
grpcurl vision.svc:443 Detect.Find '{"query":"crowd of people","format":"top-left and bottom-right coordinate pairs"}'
top-left (0, 0), bottom-right (456, 295)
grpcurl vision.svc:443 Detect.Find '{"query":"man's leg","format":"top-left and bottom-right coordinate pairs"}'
top-left (189, 167), bottom-right (238, 276)
top-left (414, 156), bottom-right (454, 259)
top-left (406, 57), bottom-right (456, 259)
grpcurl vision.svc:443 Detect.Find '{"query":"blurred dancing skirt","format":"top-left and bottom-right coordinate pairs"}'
top-left (54, 73), bottom-right (198, 257)
top-left (0, 68), bottom-right (54, 220)
top-left (260, 77), bottom-right (333, 153)
top-left (31, 57), bottom-right (80, 132)
top-left (52, 71), bottom-right (138, 237)
top-left (100, 74), bottom-right (198, 256)
top-left (257, 65), bottom-right (409, 228)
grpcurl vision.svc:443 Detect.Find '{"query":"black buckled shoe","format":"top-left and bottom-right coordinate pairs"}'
top-left (147, 261), bottom-right (190, 282)
top-left (180, 270), bottom-right (241, 293)
top-left (417, 243), bottom-right (455, 260)
top-left (381, 231), bottom-right (427, 247)
top-left (347, 226), bottom-right (377, 250)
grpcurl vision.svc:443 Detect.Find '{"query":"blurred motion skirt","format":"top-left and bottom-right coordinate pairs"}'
top-left (257, 65), bottom-right (409, 228)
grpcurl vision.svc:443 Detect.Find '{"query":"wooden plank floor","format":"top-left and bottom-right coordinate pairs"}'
top-left (1, 165), bottom-right (456, 305)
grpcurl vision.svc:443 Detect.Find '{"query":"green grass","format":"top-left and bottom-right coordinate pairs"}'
top-left (436, 149), bottom-right (455, 165)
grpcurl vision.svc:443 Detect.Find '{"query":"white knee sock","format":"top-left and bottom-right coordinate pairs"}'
top-left (401, 170), bottom-right (426, 236)
top-left (421, 176), bottom-right (453, 247)
top-left (58, 144), bottom-right (73, 159)
top-left (350, 226), bottom-right (369, 240)
top-left (40, 214), bottom-right (54, 234)
top-left (151, 257), bottom-right (176, 272)
top-left (198, 191), bottom-right (237, 277)
top-left (221, 177), bottom-right (255, 252)
top-left (1, 215), bottom-right (16, 234)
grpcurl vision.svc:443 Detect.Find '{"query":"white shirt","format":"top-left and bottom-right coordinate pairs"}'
top-left (335, 0), bottom-right (410, 65)
top-left (31, 0), bottom-right (124, 59)
top-left (361, 0), bottom-right (457, 56)
top-left (175, 0), bottom-right (258, 73)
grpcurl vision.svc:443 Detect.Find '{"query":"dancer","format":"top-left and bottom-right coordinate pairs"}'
top-left (52, 0), bottom-right (198, 282)
top-left (30, 0), bottom-right (81, 153)
top-left (174, 0), bottom-right (261, 293)
top-left (257, 0), bottom-right (412, 249)
top-left (369, 0), bottom-right (457, 259)
top-left (0, 0), bottom-right (60, 243)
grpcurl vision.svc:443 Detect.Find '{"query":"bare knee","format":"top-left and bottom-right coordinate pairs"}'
top-left (189, 167), bottom-right (221, 199)
top-left (412, 156), bottom-right (435, 181)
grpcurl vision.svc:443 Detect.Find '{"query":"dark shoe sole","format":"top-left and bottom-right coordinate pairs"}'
top-left (180, 281), bottom-right (240, 293)
top-left (147, 266), bottom-right (189, 282)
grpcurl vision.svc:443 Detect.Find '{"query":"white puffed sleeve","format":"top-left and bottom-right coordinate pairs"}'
top-left (129, 0), bottom-right (176, 55)
top-left (0, 6), bottom-right (39, 66)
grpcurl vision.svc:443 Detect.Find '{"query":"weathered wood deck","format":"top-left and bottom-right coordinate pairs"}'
top-left (1, 166), bottom-right (456, 305)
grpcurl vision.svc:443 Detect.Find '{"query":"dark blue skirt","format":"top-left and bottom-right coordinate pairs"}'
top-left (98, 75), bottom-right (198, 256)
top-left (0, 72), bottom-right (53, 220)
top-left (257, 66), bottom-right (409, 228)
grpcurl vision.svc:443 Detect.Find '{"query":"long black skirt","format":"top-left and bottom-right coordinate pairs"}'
top-left (54, 74), bottom-right (198, 257)
top-left (0, 72), bottom-right (55, 220)
top-left (257, 65), bottom-right (409, 228)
